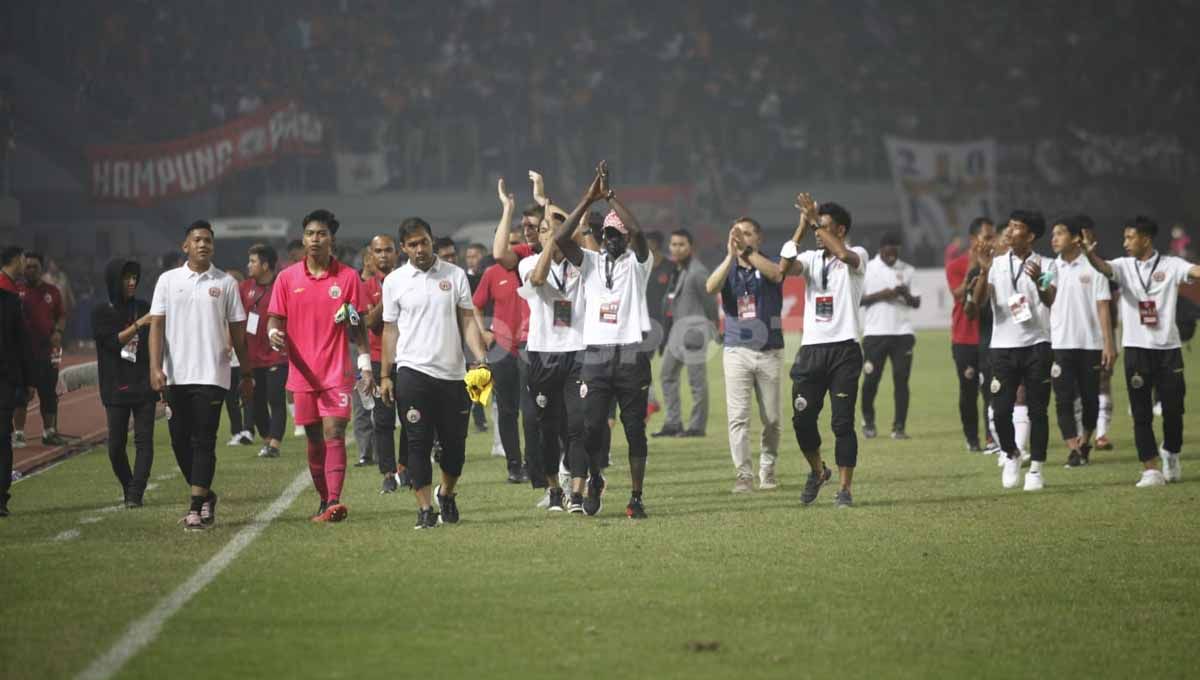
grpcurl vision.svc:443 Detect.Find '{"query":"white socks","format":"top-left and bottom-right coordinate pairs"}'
top-left (1013, 405), bottom-right (1030, 456)
top-left (1030, 460), bottom-right (1043, 474)
top-left (1096, 394), bottom-right (1111, 439)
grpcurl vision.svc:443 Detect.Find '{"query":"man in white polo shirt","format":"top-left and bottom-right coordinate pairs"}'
top-left (553, 163), bottom-right (654, 519)
top-left (1085, 216), bottom-right (1200, 487)
top-left (149, 220), bottom-right (252, 531)
top-left (379, 217), bottom-right (488, 529)
top-left (779, 194), bottom-right (868, 509)
top-left (519, 204), bottom-right (591, 513)
top-left (971, 210), bottom-right (1053, 491)
top-left (859, 233), bottom-right (920, 440)
top-left (1032, 216), bottom-right (1115, 468)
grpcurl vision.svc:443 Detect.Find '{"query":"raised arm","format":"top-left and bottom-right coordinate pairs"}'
top-left (492, 178), bottom-right (519, 269)
top-left (529, 220), bottom-right (560, 288)
top-left (705, 228), bottom-right (739, 295)
top-left (554, 170), bottom-right (606, 267)
top-left (779, 193), bottom-right (815, 278)
top-left (605, 192), bottom-right (648, 263)
top-left (1082, 231), bottom-right (1114, 279)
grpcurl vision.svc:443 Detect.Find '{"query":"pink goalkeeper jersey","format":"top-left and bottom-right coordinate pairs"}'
top-left (268, 258), bottom-right (364, 393)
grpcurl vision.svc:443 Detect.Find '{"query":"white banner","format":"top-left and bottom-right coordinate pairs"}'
top-left (885, 137), bottom-right (997, 248)
top-left (334, 151), bottom-right (390, 195)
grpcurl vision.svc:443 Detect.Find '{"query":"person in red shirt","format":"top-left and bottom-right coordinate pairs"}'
top-left (13, 252), bottom-right (67, 447)
top-left (240, 244), bottom-right (288, 458)
top-left (0, 246), bottom-right (22, 294)
top-left (946, 218), bottom-right (995, 452)
top-left (360, 234), bottom-right (410, 494)
top-left (478, 182), bottom-right (538, 486)
top-left (267, 210), bottom-right (372, 523)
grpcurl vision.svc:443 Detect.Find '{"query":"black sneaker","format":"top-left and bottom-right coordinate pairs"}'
top-left (0, 496), bottom-right (9, 517)
top-left (862, 423), bottom-right (877, 439)
top-left (567, 493), bottom-right (584, 514)
top-left (651, 425), bottom-right (682, 438)
top-left (966, 440), bottom-right (983, 453)
top-left (311, 501), bottom-right (328, 520)
top-left (1079, 444), bottom-right (1092, 464)
top-left (800, 465), bottom-right (832, 505)
top-left (434, 485), bottom-right (459, 524)
top-left (506, 468), bottom-right (528, 484)
top-left (200, 492), bottom-right (218, 526)
top-left (834, 488), bottom-right (853, 508)
top-left (547, 488), bottom-right (565, 512)
top-left (414, 507), bottom-right (439, 530)
top-left (890, 430), bottom-right (911, 440)
top-left (354, 457), bottom-right (374, 467)
top-left (1065, 450), bottom-right (1083, 468)
top-left (124, 490), bottom-right (144, 508)
top-left (257, 445), bottom-right (271, 458)
top-left (42, 432), bottom-right (68, 447)
top-left (380, 474), bottom-right (398, 494)
top-left (584, 474), bottom-right (605, 516)
top-left (625, 495), bottom-right (647, 519)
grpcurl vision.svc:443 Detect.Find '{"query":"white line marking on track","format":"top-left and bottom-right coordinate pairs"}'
top-left (145, 483), bottom-right (158, 491)
top-left (53, 529), bottom-right (81, 541)
top-left (75, 471), bottom-right (309, 680)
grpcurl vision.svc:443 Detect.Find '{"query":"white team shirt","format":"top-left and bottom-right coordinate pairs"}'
top-left (987, 251), bottom-right (1051, 349)
top-left (579, 249), bottom-right (652, 346)
top-left (518, 254), bottom-right (587, 352)
top-left (1107, 252), bottom-right (1194, 350)
top-left (795, 246), bottom-right (869, 346)
top-left (1047, 254), bottom-right (1110, 350)
top-left (150, 264), bottom-right (247, 388)
top-left (863, 255), bottom-right (916, 336)
top-left (382, 259), bottom-right (474, 381)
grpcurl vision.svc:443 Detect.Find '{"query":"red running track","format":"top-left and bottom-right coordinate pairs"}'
top-left (13, 353), bottom-right (114, 475)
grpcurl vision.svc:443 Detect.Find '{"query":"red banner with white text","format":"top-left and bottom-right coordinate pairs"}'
top-left (86, 101), bottom-right (323, 206)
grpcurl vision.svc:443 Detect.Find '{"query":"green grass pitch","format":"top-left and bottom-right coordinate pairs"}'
top-left (2, 330), bottom-right (1198, 679)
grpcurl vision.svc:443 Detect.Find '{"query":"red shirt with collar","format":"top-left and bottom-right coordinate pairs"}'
top-left (472, 262), bottom-right (529, 355)
top-left (0, 272), bottom-right (18, 293)
top-left (239, 276), bottom-right (286, 368)
top-left (268, 258), bottom-right (364, 392)
top-left (946, 253), bottom-right (979, 345)
top-left (17, 280), bottom-right (63, 359)
top-left (361, 271), bottom-right (387, 362)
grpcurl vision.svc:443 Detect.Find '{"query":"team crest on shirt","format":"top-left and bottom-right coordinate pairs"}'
top-left (1130, 373), bottom-right (1144, 389)
top-left (863, 361), bottom-right (875, 375)
top-left (794, 395), bottom-right (808, 412)
top-left (990, 377), bottom-right (1001, 394)
top-left (1080, 275), bottom-right (1092, 285)
top-left (535, 393), bottom-right (548, 408)
top-left (406, 407), bottom-right (422, 423)
top-left (579, 382), bottom-right (588, 399)
top-left (329, 284), bottom-right (342, 299)
top-left (964, 366), bottom-right (976, 380)
top-left (208, 287), bottom-right (221, 297)
top-left (1153, 271), bottom-right (1167, 282)
top-left (439, 280), bottom-right (452, 291)
top-left (1050, 363), bottom-right (1062, 378)
top-left (43, 293), bottom-right (52, 304)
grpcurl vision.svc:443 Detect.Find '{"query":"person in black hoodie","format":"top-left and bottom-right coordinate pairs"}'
top-left (0, 277), bottom-right (32, 517)
top-left (93, 259), bottom-right (156, 507)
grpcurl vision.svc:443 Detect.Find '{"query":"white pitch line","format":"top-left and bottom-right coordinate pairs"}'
top-left (75, 471), bottom-right (309, 680)
top-left (53, 529), bottom-right (81, 542)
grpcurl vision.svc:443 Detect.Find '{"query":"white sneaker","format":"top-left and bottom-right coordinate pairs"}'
top-left (732, 477), bottom-right (754, 494)
top-left (490, 444), bottom-right (506, 458)
top-left (293, 425), bottom-right (305, 438)
top-left (1136, 469), bottom-right (1167, 488)
top-left (1023, 470), bottom-right (1044, 491)
top-left (1161, 449), bottom-right (1181, 483)
top-left (1020, 450), bottom-right (1031, 463)
top-left (997, 451), bottom-right (1007, 467)
top-left (1002, 456), bottom-right (1022, 489)
top-left (759, 466), bottom-right (778, 491)
top-left (535, 489), bottom-right (551, 509)
top-left (226, 434), bottom-right (242, 446)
